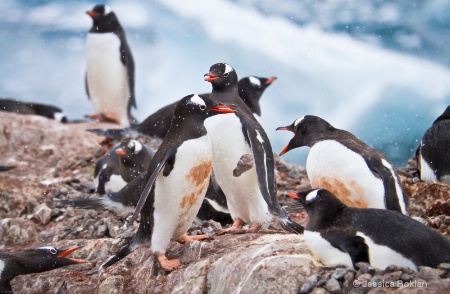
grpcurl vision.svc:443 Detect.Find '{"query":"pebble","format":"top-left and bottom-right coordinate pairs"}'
top-left (300, 274), bottom-right (318, 293)
top-left (332, 268), bottom-right (348, 281)
top-left (324, 278), bottom-right (341, 294)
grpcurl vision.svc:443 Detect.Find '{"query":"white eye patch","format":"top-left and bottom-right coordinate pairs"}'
top-left (38, 246), bottom-right (57, 254)
top-left (248, 76), bottom-right (261, 87)
top-left (306, 190), bottom-right (319, 202)
top-left (189, 94), bottom-right (206, 107)
top-left (224, 63), bottom-right (234, 74)
top-left (294, 116), bottom-right (305, 128)
top-left (103, 5), bottom-right (112, 15)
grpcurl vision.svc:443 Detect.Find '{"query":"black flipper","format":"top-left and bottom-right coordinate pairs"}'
top-left (321, 230), bottom-right (370, 268)
top-left (0, 166), bottom-right (15, 172)
top-left (128, 148), bottom-right (176, 226)
top-left (86, 127), bottom-right (136, 139)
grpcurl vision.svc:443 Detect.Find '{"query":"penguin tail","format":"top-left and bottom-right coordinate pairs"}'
top-left (62, 196), bottom-right (135, 214)
top-left (275, 209), bottom-right (304, 234)
top-left (86, 128), bottom-right (132, 139)
top-left (99, 243), bottom-right (133, 270)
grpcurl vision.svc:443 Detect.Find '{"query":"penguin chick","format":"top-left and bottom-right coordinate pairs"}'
top-left (287, 189), bottom-right (450, 271)
top-left (418, 105), bottom-right (450, 184)
top-left (100, 94), bottom-right (236, 271)
top-left (277, 115), bottom-right (408, 214)
top-left (0, 246), bottom-right (86, 293)
top-left (85, 4), bottom-right (136, 126)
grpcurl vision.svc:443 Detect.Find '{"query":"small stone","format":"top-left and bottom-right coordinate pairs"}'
top-left (316, 273), bottom-right (331, 287)
top-left (382, 271), bottom-right (402, 282)
top-left (400, 273), bottom-right (413, 282)
top-left (332, 268), bottom-right (348, 281)
top-left (383, 265), bottom-right (398, 274)
top-left (96, 225), bottom-right (108, 237)
top-left (356, 262), bottom-right (376, 275)
top-left (310, 288), bottom-right (329, 294)
top-left (33, 203), bottom-right (53, 225)
top-left (418, 266), bottom-right (445, 281)
top-left (438, 263), bottom-right (450, 270)
top-left (344, 271), bottom-right (355, 283)
top-left (300, 274), bottom-right (318, 293)
top-left (445, 217), bottom-right (450, 225)
top-left (324, 278), bottom-right (341, 294)
top-left (288, 169), bottom-right (301, 179)
top-left (370, 275), bottom-right (383, 284)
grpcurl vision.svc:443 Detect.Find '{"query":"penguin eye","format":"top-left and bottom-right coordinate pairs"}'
top-left (199, 105), bottom-right (206, 111)
top-left (223, 73), bottom-right (229, 77)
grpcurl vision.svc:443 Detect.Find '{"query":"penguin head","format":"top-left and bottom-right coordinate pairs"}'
top-left (276, 115), bottom-right (335, 155)
top-left (287, 189), bottom-right (347, 225)
top-left (115, 139), bottom-right (144, 164)
top-left (238, 76), bottom-right (277, 116)
top-left (175, 94), bottom-right (237, 122)
top-left (204, 63), bottom-right (238, 90)
top-left (86, 5), bottom-right (119, 31)
top-left (30, 246), bottom-right (86, 267)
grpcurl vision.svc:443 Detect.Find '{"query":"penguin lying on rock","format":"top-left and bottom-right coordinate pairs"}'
top-left (417, 105), bottom-right (450, 184)
top-left (87, 76), bottom-right (276, 140)
top-left (94, 139), bottom-right (155, 195)
top-left (287, 189), bottom-right (450, 271)
top-left (0, 246), bottom-right (86, 293)
top-left (100, 94), bottom-right (236, 271)
top-left (0, 98), bottom-right (67, 122)
top-left (277, 115), bottom-right (408, 214)
top-left (203, 63), bottom-right (303, 234)
top-left (85, 4), bottom-right (136, 126)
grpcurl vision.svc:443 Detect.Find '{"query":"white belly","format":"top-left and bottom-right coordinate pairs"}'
top-left (304, 230), bottom-right (354, 268)
top-left (204, 114), bottom-right (272, 224)
top-left (357, 232), bottom-right (417, 271)
top-left (86, 33), bottom-right (130, 126)
top-left (307, 140), bottom-right (386, 209)
top-left (151, 136), bottom-right (212, 254)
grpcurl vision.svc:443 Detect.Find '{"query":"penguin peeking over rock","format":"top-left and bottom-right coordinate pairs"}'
top-left (287, 189), bottom-right (450, 271)
top-left (277, 115), bottom-right (408, 215)
top-left (0, 246), bottom-right (87, 293)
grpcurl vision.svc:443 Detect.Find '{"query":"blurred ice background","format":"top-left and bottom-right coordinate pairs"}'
top-left (1, 0), bottom-right (450, 167)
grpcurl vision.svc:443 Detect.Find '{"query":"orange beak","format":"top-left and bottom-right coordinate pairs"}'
top-left (209, 105), bottom-right (236, 113)
top-left (58, 246), bottom-right (86, 263)
top-left (115, 148), bottom-right (126, 156)
top-left (86, 11), bottom-right (97, 17)
top-left (204, 73), bottom-right (219, 82)
top-left (265, 77), bottom-right (277, 85)
top-left (287, 191), bottom-right (299, 200)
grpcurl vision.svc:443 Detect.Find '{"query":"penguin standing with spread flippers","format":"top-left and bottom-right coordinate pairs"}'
top-left (87, 75), bottom-right (276, 140)
top-left (0, 246), bottom-right (86, 293)
top-left (203, 63), bottom-right (303, 234)
top-left (287, 189), bottom-right (450, 270)
top-left (277, 115), bottom-right (408, 214)
top-left (85, 4), bottom-right (136, 127)
top-left (101, 94), bottom-right (237, 271)
top-left (94, 139), bottom-right (154, 195)
top-left (417, 105), bottom-right (450, 184)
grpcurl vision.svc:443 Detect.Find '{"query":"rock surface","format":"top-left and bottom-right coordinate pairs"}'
top-left (0, 112), bottom-right (449, 293)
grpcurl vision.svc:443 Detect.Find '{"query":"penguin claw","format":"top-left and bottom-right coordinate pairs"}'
top-left (157, 255), bottom-right (181, 271)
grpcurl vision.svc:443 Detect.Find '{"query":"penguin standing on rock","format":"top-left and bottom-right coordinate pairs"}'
top-left (203, 63), bottom-right (303, 234)
top-left (101, 94), bottom-right (237, 271)
top-left (277, 115), bottom-right (408, 214)
top-left (85, 4), bottom-right (136, 126)
top-left (417, 105), bottom-right (450, 184)
top-left (0, 246), bottom-right (86, 293)
top-left (94, 139), bottom-right (155, 195)
top-left (287, 189), bottom-right (450, 271)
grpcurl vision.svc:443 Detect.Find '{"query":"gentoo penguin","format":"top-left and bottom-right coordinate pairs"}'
top-left (287, 189), bottom-right (450, 271)
top-left (203, 63), bottom-right (303, 234)
top-left (87, 75), bottom-right (276, 140)
top-left (238, 76), bottom-right (276, 117)
top-left (101, 94), bottom-right (236, 271)
top-left (0, 98), bottom-right (67, 122)
top-left (85, 4), bottom-right (136, 127)
top-left (0, 246), bottom-right (86, 293)
top-left (417, 106), bottom-right (450, 184)
top-left (277, 115), bottom-right (408, 214)
top-left (94, 139), bottom-right (155, 195)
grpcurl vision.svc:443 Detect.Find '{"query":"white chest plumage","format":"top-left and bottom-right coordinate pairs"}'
top-left (86, 33), bottom-right (130, 126)
top-left (304, 230), bottom-right (354, 268)
top-left (0, 259), bottom-right (4, 280)
top-left (356, 232), bottom-right (417, 271)
top-left (307, 140), bottom-right (386, 209)
top-left (151, 136), bottom-right (212, 254)
top-left (418, 150), bottom-right (438, 182)
top-left (204, 114), bottom-right (271, 224)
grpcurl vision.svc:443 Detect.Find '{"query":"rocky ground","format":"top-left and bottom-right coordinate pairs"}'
top-left (0, 112), bottom-right (449, 294)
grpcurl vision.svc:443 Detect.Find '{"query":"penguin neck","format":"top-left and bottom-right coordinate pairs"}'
top-left (90, 18), bottom-right (123, 35)
top-left (309, 129), bottom-right (355, 147)
top-left (211, 84), bottom-right (240, 104)
top-left (306, 202), bottom-right (347, 230)
top-left (169, 117), bottom-right (207, 140)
